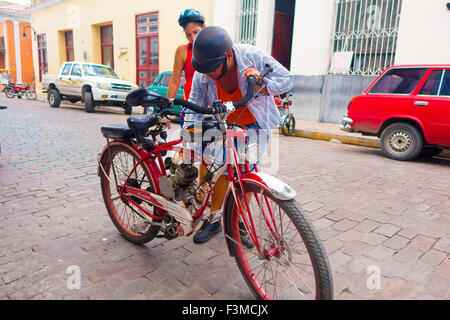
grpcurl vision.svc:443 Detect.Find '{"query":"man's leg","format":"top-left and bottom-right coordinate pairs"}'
top-left (193, 165), bottom-right (228, 244)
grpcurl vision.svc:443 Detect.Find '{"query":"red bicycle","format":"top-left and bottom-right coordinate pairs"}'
top-left (97, 74), bottom-right (333, 300)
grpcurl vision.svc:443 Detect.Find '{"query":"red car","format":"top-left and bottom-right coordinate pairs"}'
top-left (341, 65), bottom-right (450, 161)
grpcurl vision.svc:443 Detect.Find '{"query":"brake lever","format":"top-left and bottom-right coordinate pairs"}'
top-left (258, 64), bottom-right (273, 83)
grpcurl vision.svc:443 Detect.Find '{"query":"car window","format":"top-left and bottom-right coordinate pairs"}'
top-left (418, 70), bottom-right (443, 95)
top-left (61, 63), bottom-right (72, 76)
top-left (82, 64), bottom-right (118, 78)
top-left (369, 68), bottom-right (427, 94)
top-left (71, 64), bottom-right (82, 76)
top-left (162, 74), bottom-right (171, 86)
top-left (439, 70), bottom-right (450, 96)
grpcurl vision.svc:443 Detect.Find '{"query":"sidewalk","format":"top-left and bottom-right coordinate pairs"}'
top-left (284, 119), bottom-right (450, 159)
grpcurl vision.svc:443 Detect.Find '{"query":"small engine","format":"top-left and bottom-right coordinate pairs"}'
top-left (159, 158), bottom-right (199, 203)
top-left (174, 164), bottom-right (198, 188)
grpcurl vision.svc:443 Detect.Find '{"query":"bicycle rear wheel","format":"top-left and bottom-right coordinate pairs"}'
top-left (5, 90), bottom-right (14, 98)
top-left (100, 144), bottom-right (161, 244)
top-left (225, 182), bottom-right (333, 300)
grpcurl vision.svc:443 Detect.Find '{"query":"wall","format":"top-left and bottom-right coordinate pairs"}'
top-left (30, 0), bottom-right (213, 87)
top-left (290, 0), bottom-right (335, 75)
top-left (395, 0), bottom-right (450, 65)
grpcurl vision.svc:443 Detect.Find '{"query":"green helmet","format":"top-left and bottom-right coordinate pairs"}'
top-left (178, 9), bottom-right (205, 27)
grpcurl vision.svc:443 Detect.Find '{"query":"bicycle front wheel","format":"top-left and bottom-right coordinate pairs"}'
top-left (281, 114), bottom-right (296, 136)
top-left (26, 90), bottom-right (37, 100)
top-left (100, 144), bottom-right (161, 245)
top-left (225, 182), bottom-right (333, 300)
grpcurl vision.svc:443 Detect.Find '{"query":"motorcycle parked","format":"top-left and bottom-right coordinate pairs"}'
top-left (3, 82), bottom-right (37, 100)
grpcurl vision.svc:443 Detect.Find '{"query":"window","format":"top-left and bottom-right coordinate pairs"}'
top-left (70, 64), bottom-right (82, 76)
top-left (37, 34), bottom-right (48, 82)
top-left (330, 0), bottom-right (403, 75)
top-left (238, 0), bottom-right (258, 45)
top-left (438, 70), bottom-right (450, 96)
top-left (65, 31), bottom-right (74, 61)
top-left (136, 13), bottom-right (158, 35)
top-left (61, 63), bottom-right (72, 75)
top-left (136, 12), bottom-right (159, 87)
top-left (101, 25), bottom-right (114, 68)
top-left (161, 74), bottom-right (171, 87)
top-left (369, 68), bottom-right (427, 94)
top-left (83, 64), bottom-right (118, 78)
top-left (419, 70), bottom-right (443, 96)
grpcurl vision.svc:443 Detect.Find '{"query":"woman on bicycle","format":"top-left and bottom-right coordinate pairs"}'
top-left (167, 9), bottom-right (205, 127)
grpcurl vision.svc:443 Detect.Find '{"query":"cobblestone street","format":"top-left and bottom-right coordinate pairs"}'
top-left (0, 96), bottom-right (449, 300)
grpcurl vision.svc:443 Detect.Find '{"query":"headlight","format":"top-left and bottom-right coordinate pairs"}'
top-left (97, 83), bottom-right (110, 90)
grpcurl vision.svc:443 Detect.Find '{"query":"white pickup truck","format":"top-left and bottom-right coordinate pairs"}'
top-left (41, 62), bottom-right (139, 114)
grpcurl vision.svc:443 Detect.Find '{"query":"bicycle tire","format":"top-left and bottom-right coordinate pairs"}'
top-left (225, 182), bottom-right (333, 300)
top-left (281, 113), bottom-right (296, 136)
top-left (5, 90), bottom-right (14, 98)
top-left (26, 91), bottom-right (37, 100)
top-left (100, 144), bottom-right (161, 244)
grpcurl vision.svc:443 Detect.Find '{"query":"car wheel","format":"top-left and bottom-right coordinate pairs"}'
top-left (380, 122), bottom-right (423, 161)
top-left (84, 91), bottom-right (95, 113)
top-left (48, 89), bottom-right (61, 108)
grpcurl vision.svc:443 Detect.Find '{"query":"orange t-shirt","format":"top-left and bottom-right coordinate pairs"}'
top-left (216, 81), bottom-right (257, 126)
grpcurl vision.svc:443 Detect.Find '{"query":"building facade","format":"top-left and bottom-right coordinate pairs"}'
top-left (28, 0), bottom-right (213, 89)
top-left (0, 3), bottom-right (35, 85)
top-left (215, 0), bottom-right (450, 123)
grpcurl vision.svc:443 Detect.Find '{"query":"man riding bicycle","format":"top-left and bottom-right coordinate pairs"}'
top-left (185, 26), bottom-right (294, 244)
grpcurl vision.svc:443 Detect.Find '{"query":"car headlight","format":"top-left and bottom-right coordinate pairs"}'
top-left (97, 83), bottom-right (110, 90)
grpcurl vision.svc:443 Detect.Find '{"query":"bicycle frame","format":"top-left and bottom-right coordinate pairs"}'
top-left (98, 122), bottom-right (296, 255)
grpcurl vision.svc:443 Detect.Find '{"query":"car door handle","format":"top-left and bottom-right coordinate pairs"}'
top-left (414, 101), bottom-right (428, 106)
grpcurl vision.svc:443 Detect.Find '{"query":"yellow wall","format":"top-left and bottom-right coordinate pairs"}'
top-left (30, 0), bottom-right (213, 88)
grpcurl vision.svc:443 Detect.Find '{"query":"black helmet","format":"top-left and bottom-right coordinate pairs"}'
top-left (191, 26), bottom-right (233, 74)
top-left (178, 9), bottom-right (205, 27)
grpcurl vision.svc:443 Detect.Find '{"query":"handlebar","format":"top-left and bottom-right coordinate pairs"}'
top-left (173, 76), bottom-right (257, 115)
top-left (126, 64), bottom-right (273, 119)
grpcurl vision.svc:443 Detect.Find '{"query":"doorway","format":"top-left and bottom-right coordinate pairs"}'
top-left (271, 0), bottom-right (296, 70)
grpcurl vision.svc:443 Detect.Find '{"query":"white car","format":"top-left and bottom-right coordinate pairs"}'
top-left (42, 62), bottom-right (138, 114)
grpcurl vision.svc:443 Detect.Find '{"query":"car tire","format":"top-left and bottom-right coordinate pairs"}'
top-left (84, 91), bottom-right (95, 113)
top-left (380, 122), bottom-right (423, 161)
top-left (48, 89), bottom-right (61, 108)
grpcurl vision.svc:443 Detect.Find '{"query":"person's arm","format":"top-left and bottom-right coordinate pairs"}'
top-left (242, 47), bottom-right (294, 96)
top-left (167, 45), bottom-right (186, 99)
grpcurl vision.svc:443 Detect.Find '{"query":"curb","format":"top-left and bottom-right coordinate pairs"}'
top-left (280, 129), bottom-right (450, 159)
top-left (281, 129), bottom-right (380, 148)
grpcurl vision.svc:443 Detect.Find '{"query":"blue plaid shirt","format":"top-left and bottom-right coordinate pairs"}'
top-left (183, 44), bottom-right (294, 130)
